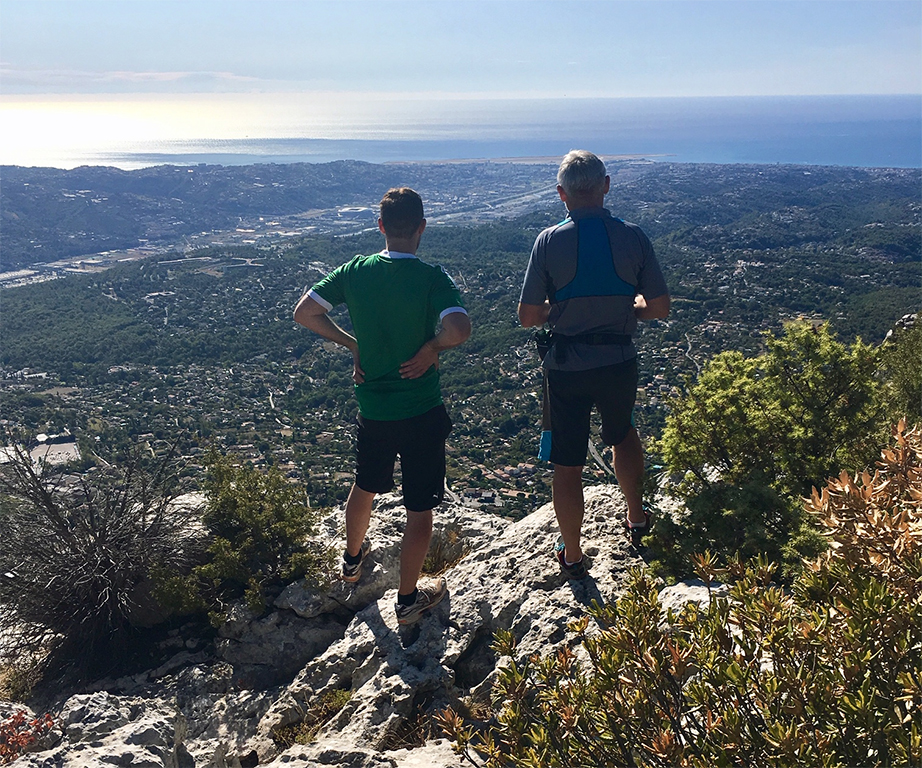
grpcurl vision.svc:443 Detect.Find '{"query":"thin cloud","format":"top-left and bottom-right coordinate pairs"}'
top-left (1, 66), bottom-right (264, 94)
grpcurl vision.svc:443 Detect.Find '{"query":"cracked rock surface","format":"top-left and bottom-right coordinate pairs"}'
top-left (7, 486), bottom-right (660, 768)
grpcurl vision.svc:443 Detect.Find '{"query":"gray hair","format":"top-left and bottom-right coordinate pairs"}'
top-left (556, 150), bottom-right (607, 198)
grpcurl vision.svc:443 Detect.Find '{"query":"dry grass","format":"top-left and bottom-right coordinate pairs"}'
top-left (422, 522), bottom-right (471, 576)
top-left (271, 688), bottom-right (351, 748)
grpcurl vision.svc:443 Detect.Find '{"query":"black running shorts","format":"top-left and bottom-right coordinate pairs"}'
top-left (546, 357), bottom-right (638, 467)
top-left (355, 404), bottom-right (453, 512)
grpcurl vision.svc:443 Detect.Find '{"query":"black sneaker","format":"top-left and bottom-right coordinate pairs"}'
top-left (626, 506), bottom-right (653, 549)
top-left (341, 538), bottom-right (371, 583)
top-left (554, 537), bottom-right (590, 580)
top-left (395, 577), bottom-right (448, 625)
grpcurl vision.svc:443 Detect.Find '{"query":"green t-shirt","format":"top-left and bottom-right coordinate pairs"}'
top-left (309, 250), bottom-right (466, 420)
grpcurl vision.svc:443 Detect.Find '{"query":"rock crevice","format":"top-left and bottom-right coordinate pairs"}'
top-left (8, 486), bottom-right (647, 768)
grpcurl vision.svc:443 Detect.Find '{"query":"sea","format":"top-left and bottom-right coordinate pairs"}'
top-left (4, 94), bottom-right (921, 170)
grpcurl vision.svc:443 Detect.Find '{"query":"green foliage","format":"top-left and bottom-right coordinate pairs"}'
top-left (653, 320), bottom-right (888, 577)
top-left (838, 286), bottom-right (921, 343)
top-left (650, 478), bottom-right (825, 581)
top-left (441, 422), bottom-right (922, 767)
top-left (880, 319), bottom-right (922, 425)
top-left (157, 453), bottom-right (333, 620)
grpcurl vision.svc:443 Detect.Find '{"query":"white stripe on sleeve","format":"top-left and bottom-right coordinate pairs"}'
top-left (307, 289), bottom-right (333, 312)
top-left (439, 306), bottom-right (468, 320)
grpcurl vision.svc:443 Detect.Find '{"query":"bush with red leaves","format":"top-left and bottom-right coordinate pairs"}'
top-left (0, 710), bottom-right (54, 764)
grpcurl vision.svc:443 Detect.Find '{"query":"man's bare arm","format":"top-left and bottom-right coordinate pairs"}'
top-left (293, 294), bottom-right (365, 383)
top-left (399, 311), bottom-right (472, 380)
top-left (518, 301), bottom-right (551, 328)
top-left (634, 293), bottom-right (671, 320)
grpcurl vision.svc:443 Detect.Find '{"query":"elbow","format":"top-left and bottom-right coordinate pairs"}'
top-left (293, 294), bottom-right (321, 328)
top-left (649, 294), bottom-right (671, 320)
top-left (454, 315), bottom-right (472, 344)
top-left (517, 303), bottom-right (542, 328)
top-left (516, 303), bottom-right (529, 327)
top-left (442, 313), bottom-right (471, 346)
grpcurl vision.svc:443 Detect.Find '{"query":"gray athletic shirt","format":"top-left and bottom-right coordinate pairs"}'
top-left (520, 207), bottom-right (668, 371)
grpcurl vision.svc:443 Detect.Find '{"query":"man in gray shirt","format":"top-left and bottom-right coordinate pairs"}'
top-left (519, 150), bottom-right (670, 576)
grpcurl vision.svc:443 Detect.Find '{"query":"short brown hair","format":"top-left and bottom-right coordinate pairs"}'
top-left (379, 187), bottom-right (424, 239)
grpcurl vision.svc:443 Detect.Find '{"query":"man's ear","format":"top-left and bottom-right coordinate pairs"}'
top-left (378, 218), bottom-right (387, 235)
top-left (556, 184), bottom-right (568, 203)
top-left (417, 218), bottom-right (427, 237)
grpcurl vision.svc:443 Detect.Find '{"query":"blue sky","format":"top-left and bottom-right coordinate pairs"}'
top-left (2, 0), bottom-right (920, 98)
top-left (1, 0), bottom-right (919, 168)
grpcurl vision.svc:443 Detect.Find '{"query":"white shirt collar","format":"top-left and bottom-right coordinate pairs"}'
top-left (382, 249), bottom-right (417, 260)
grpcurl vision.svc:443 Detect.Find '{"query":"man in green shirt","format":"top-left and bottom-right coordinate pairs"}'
top-left (294, 187), bottom-right (471, 625)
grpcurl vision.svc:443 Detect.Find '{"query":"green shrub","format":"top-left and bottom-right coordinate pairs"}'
top-left (156, 452), bottom-right (333, 621)
top-left (880, 318), bottom-right (921, 425)
top-left (652, 320), bottom-right (888, 578)
top-left (441, 421), bottom-right (922, 767)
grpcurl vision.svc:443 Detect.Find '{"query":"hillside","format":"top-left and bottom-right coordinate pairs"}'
top-left (0, 161), bottom-right (559, 270)
top-left (1, 161), bottom-right (919, 512)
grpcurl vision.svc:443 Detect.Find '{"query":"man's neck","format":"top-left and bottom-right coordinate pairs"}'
top-left (384, 237), bottom-right (419, 255)
top-left (566, 197), bottom-right (606, 213)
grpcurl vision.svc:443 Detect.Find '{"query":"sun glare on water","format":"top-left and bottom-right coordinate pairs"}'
top-left (0, 92), bottom-right (515, 169)
top-left (0, 95), bottom-right (286, 168)
top-left (0, 90), bottom-right (579, 169)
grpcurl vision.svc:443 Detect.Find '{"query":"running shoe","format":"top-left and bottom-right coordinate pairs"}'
top-left (341, 538), bottom-right (371, 583)
top-left (554, 536), bottom-right (590, 580)
top-left (626, 506), bottom-right (654, 549)
top-left (395, 577), bottom-right (448, 625)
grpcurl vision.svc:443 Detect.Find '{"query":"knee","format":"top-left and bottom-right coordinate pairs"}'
top-left (406, 509), bottom-right (433, 534)
top-left (554, 464), bottom-right (584, 478)
top-left (612, 427), bottom-right (641, 451)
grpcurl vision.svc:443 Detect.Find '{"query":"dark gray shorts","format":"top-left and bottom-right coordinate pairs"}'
top-left (355, 404), bottom-right (453, 512)
top-left (546, 357), bottom-right (638, 467)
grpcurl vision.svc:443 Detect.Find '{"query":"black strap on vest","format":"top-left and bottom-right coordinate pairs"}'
top-left (557, 332), bottom-right (632, 346)
top-left (553, 332), bottom-right (631, 363)
top-left (534, 329), bottom-right (632, 363)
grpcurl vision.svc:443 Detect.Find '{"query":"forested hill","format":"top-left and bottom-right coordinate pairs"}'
top-left (3, 161), bottom-right (919, 273)
top-left (0, 160), bottom-right (557, 270)
top-left (1, 161), bottom-right (919, 511)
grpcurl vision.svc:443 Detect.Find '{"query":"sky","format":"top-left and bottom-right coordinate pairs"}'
top-left (2, 0), bottom-right (920, 98)
top-left (1, 0), bottom-right (920, 166)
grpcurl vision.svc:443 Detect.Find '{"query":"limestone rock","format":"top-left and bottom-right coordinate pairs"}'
top-left (10, 484), bottom-right (647, 767)
top-left (255, 485), bottom-right (641, 760)
top-left (658, 578), bottom-right (729, 616)
top-left (13, 691), bottom-right (185, 768)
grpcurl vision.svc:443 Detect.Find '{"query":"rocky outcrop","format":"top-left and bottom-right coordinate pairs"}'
top-left (7, 485), bottom-right (653, 768)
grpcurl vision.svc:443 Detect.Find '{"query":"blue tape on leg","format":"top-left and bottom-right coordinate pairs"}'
top-left (539, 430), bottom-right (552, 462)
